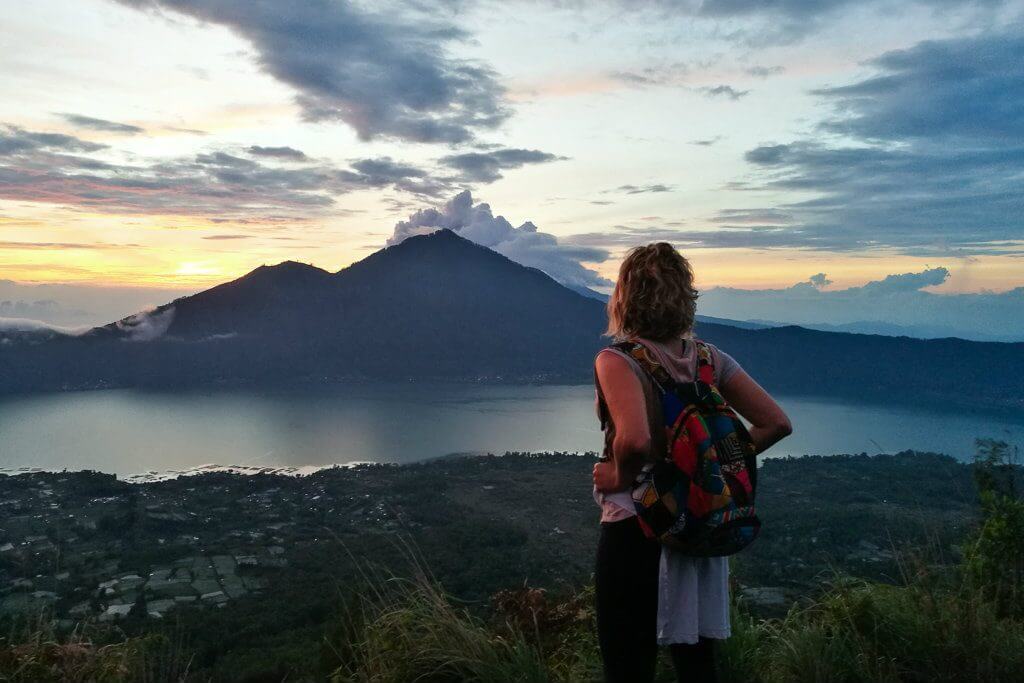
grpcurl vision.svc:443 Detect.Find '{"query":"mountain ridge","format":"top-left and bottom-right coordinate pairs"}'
top-left (0, 230), bottom-right (1021, 414)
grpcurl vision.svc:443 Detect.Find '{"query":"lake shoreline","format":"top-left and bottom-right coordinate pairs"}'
top-left (2, 383), bottom-right (1021, 476)
top-left (0, 451), bottom-right (602, 483)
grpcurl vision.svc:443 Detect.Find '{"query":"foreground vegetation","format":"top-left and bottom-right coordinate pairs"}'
top-left (328, 440), bottom-right (1024, 683)
top-left (0, 620), bottom-right (190, 683)
top-left (330, 560), bottom-right (1024, 683)
top-left (1, 441), bottom-right (1021, 682)
top-left (6, 570), bottom-right (1024, 683)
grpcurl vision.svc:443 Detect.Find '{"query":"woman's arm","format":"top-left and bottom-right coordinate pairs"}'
top-left (719, 368), bottom-right (792, 454)
top-left (592, 351), bottom-right (651, 493)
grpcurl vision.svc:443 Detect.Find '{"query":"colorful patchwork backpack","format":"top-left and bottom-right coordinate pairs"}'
top-left (598, 340), bottom-right (761, 556)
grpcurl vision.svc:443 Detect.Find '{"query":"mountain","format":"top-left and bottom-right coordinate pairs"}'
top-left (1, 230), bottom-right (608, 388)
top-left (0, 320), bottom-right (72, 346)
top-left (696, 315), bottom-right (772, 331)
top-left (563, 282), bottom-right (608, 300)
top-left (563, 287), bottom-right (779, 330)
top-left (746, 318), bottom-right (1023, 343)
top-left (1, 229), bottom-right (1022, 413)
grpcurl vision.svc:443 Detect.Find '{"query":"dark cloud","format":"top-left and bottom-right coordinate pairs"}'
top-left (207, 215), bottom-right (315, 225)
top-left (729, 30), bottom-right (1024, 256)
top-left (609, 183), bottom-right (674, 195)
top-left (610, 70), bottom-right (662, 86)
top-left (690, 137), bottom-right (722, 146)
top-left (58, 114), bottom-right (144, 134)
top-left (195, 151), bottom-right (258, 169)
top-left (808, 272), bottom-right (831, 288)
top-left (0, 125), bottom-right (106, 155)
top-left (388, 190), bottom-right (611, 291)
top-left (201, 234), bottom-right (252, 240)
top-left (698, 84), bottom-right (749, 100)
top-left (745, 65), bottom-right (784, 78)
top-left (247, 145), bottom-right (308, 161)
top-left (562, 223), bottom-right (840, 251)
top-left (349, 157), bottom-right (427, 181)
top-left (743, 144), bottom-right (788, 165)
top-left (552, 0), bottom-right (1007, 47)
top-left (164, 126), bottom-right (207, 135)
top-left (710, 208), bottom-right (793, 225)
top-left (860, 268), bottom-right (950, 293)
top-left (349, 156), bottom-right (448, 195)
top-left (0, 124), bottom-right (443, 215)
top-left (812, 33), bottom-right (1024, 144)
top-left (699, 268), bottom-right (1024, 342)
top-left (438, 148), bottom-right (566, 182)
top-left (697, 0), bottom-right (858, 19)
top-left (609, 61), bottom-right (691, 87)
top-left (563, 225), bottom-right (708, 248)
top-left (116, 0), bottom-right (509, 143)
top-left (733, 141), bottom-right (1024, 253)
top-left (694, 0), bottom-right (1004, 44)
top-left (0, 240), bottom-right (139, 250)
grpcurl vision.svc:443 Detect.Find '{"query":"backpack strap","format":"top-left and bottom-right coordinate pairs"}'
top-left (693, 340), bottom-right (717, 385)
top-left (594, 364), bottom-right (610, 431)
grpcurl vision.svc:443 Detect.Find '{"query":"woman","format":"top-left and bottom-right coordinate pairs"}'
top-left (592, 243), bottom-right (792, 683)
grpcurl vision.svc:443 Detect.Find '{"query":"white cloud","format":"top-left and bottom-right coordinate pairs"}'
top-left (0, 279), bottom-right (193, 328)
top-left (0, 317), bottom-right (81, 334)
top-left (115, 306), bottom-right (175, 342)
top-left (700, 268), bottom-right (1024, 341)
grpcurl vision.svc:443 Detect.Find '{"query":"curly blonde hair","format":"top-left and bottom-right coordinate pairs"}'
top-left (606, 242), bottom-right (699, 341)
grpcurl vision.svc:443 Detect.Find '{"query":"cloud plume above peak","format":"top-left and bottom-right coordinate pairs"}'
top-left (388, 190), bottom-right (612, 293)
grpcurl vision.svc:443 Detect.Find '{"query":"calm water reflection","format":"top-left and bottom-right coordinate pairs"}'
top-left (1, 384), bottom-right (1021, 476)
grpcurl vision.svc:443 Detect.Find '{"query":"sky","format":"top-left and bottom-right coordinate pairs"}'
top-left (1, 0), bottom-right (1023, 335)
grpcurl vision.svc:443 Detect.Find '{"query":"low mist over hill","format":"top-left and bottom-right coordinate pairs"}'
top-left (0, 230), bottom-right (1021, 413)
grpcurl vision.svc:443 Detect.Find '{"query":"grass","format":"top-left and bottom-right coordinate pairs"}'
top-left (10, 558), bottom-right (1019, 682)
top-left (326, 550), bottom-right (1024, 683)
top-left (723, 575), bottom-right (1024, 682)
top-left (0, 615), bottom-right (191, 683)
top-left (325, 557), bottom-right (558, 683)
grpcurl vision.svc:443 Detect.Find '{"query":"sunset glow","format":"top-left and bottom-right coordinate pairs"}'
top-left (1, 0), bottom-right (1022, 331)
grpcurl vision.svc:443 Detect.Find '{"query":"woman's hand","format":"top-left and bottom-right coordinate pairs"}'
top-left (593, 461), bottom-right (626, 493)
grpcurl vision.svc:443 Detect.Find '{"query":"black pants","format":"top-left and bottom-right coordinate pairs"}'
top-left (595, 517), bottom-right (718, 683)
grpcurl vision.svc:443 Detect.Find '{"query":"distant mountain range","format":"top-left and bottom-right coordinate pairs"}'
top-left (1, 230), bottom-right (1021, 413)
top-left (567, 287), bottom-right (1000, 341)
top-left (741, 318), bottom-right (1022, 343)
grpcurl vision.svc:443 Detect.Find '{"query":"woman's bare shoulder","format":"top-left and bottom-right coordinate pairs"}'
top-left (595, 347), bottom-right (630, 370)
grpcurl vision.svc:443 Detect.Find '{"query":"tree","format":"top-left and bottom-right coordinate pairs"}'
top-left (966, 439), bottom-right (1024, 616)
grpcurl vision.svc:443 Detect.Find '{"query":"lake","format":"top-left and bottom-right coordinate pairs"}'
top-left (1, 384), bottom-right (1022, 477)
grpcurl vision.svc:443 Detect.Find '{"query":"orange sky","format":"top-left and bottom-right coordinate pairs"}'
top-left (3, 0), bottom-right (1023, 300)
